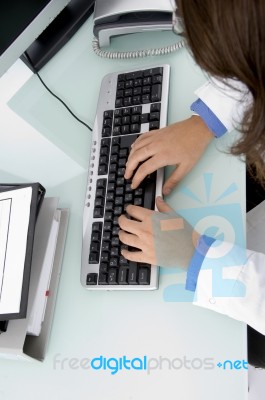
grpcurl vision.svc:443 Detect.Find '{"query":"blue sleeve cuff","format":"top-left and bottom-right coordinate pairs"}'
top-left (185, 235), bottom-right (216, 292)
top-left (191, 98), bottom-right (227, 138)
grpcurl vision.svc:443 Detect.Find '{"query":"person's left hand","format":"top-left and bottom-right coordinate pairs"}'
top-left (118, 197), bottom-right (199, 269)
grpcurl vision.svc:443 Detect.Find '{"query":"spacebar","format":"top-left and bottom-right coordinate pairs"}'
top-left (143, 172), bottom-right (157, 210)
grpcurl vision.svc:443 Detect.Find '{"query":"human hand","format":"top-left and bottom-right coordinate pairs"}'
top-left (125, 116), bottom-right (214, 195)
top-left (118, 196), bottom-right (200, 269)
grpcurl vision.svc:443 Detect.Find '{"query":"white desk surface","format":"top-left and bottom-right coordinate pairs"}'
top-left (0, 17), bottom-right (247, 400)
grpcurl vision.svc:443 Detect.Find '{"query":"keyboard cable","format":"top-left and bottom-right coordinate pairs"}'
top-left (24, 52), bottom-right (93, 132)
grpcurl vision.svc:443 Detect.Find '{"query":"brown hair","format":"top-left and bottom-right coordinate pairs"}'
top-left (177, 0), bottom-right (265, 184)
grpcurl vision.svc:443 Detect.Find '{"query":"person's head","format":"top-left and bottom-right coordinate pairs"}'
top-left (176, 0), bottom-right (265, 183)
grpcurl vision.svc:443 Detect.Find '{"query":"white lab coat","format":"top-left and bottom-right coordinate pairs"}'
top-left (193, 80), bottom-right (265, 335)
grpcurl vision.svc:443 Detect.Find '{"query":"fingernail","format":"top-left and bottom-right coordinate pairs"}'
top-left (157, 196), bottom-right (163, 201)
top-left (131, 183), bottom-right (135, 189)
top-left (163, 188), bottom-right (170, 195)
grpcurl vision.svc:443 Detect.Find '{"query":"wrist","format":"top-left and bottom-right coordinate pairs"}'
top-left (190, 115), bottom-right (215, 145)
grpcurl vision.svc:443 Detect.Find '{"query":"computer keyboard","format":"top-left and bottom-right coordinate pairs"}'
top-left (81, 65), bottom-right (170, 290)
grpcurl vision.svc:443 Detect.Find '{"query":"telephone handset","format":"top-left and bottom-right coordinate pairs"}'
top-left (92, 0), bottom-right (185, 59)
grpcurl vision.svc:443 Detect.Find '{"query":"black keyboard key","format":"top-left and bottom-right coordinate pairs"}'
top-left (101, 252), bottom-right (109, 263)
top-left (116, 187), bottom-right (124, 196)
top-left (115, 98), bottom-right (123, 108)
top-left (125, 80), bottom-right (134, 89)
top-left (108, 182), bottom-right (115, 192)
top-left (95, 198), bottom-right (104, 208)
top-left (111, 145), bottom-right (120, 155)
top-left (113, 216), bottom-right (119, 226)
top-left (119, 148), bottom-right (128, 158)
top-left (100, 146), bottom-right (110, 156)
top-left (112, 136), bottom-right (120, 145)
top-left (115, 196), bottom-right (123, 206)
top-left (108, 173), bottom-right (116, 182)
top-left (134, 197), bottom-right (142, 206)
top-left (110, 247), bottom-right (119, 257)
top-left (108, 269), bottom-right (118, 284)
top-left (97, 179), bottom-right (107, 189)
top-left (149, 121), bottom-right (160, 130)
top-left (117, 167), bottom-right (125, 177)
top-left (112, 226), bottom-right (120, 236)
top-left (143, 77), bottom-right (152, 85)
top-left (106, 192), bottom-right (115, 202)
top-left (134, 187), bottom-right (143, 196)
top-left (117, 81), bottom-right (125, 90)
top-left (92, 222), bottom-right (103, 232)
top-left (150, 112), bottom-right (160, 121)
top-left (151, 67), bottom-right (163, 76)
top-left (143, 172), bottom-right (157, 210)
top-left (91, 232), bottom-right (101, 242)
top-left (89, 252), bottom-right (99, 264)
top-left (143, 68), bottom-right (152, 77)
top-left (93, 207), bottom-right (104, 218)
top-left (124, 193), bottom-right (133, 202)
top-left (131, 106), bottom-right (142, 115)
top-left (150, 103), bottom-right (161, 112)
top-left (122, 116), bottom-right (131, 125)
top-left (113, 126), bottom-right (121, 136)
top-left (90, 241), bottom-right (100, 253)
top-left (116, 89), bottom-right (124, 98)
top-left (110, 154), bottom-right (118, 163)
top-left (114, 109), bottom-right (123, 117)
top-left (99, 263), bottom-right (108, 273)
top-left (114, 206), bottom-right (123, 216)
top-left (131, 124), bottom-right (140, 133)
top-left (125, 183), bottom-right (133, 193)
top-left (131, 115), bottom-right (140, 124)
top-left (134, 79), bottom-right (142, 87)
top-left (152, 75), bottom-right (162, 84)
top-left (120, 255), bottom-right (129, 266)
top-left (142, 86), bottom-right (151, 94)
top-left (109, 163), bottom-right (117, 173)
top-left (128, 263), bottom-right (138, 285)
top-left (98, 273), bottom-right (108, 285)
top-left (141, 113), bottom-right (149, 124)
top-left (117, 177), bottom-right (125, 186)
top-left (103, 118), bottom-right (112, 127)
top-left (121, 125), bottom-right (130, 135)
top-left (86, 273), bottom-right (98, 285)
top-left (123, 108), bottom-right (131, 116)
top-left (118, 158), bottom-right (127, 168)
top-left (105, 211), bottom-right (113, 221)
top-left (133, 87), bottom-right (142, 96)
top-left (118, 267), bottom-right (128, 284)
top-left (98, 164), bottom-right (108, 175)
top-left (102, 127), bottom-right (111, 137)
top-left (132, 96), bottom-right (141, 105)
top-left (124, 89), bottom-right (133, 97)
top-left (104, 110), bottom-right (113, 119)
top-left (102, 241), bottom-right (111, 252)
top-left (114, 117), bottom-right (122, 126)
top-left (96, 188), bottom-right (105, 198)
top-left (111, 236), bottom-right (120, 246)
top-left (109, 257), bottom-right (119, 267)
top-left (118, 74), bottom-right (125, 81)
top-left (142, 94), bottom-right (151, 104)
top-left (102, 231), bottom-right (111, 241)
top-left (105, 201), bottom-right (114, 211)
top-left (138, 268), bottom-right (151, 285)
top-left (151, 84), bottom-right (162, 102)
top-left (104, 221), bottom-right (112, 231)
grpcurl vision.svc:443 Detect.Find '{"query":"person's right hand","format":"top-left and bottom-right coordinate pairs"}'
top-left (125, 115), bottom-right (214, 195)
